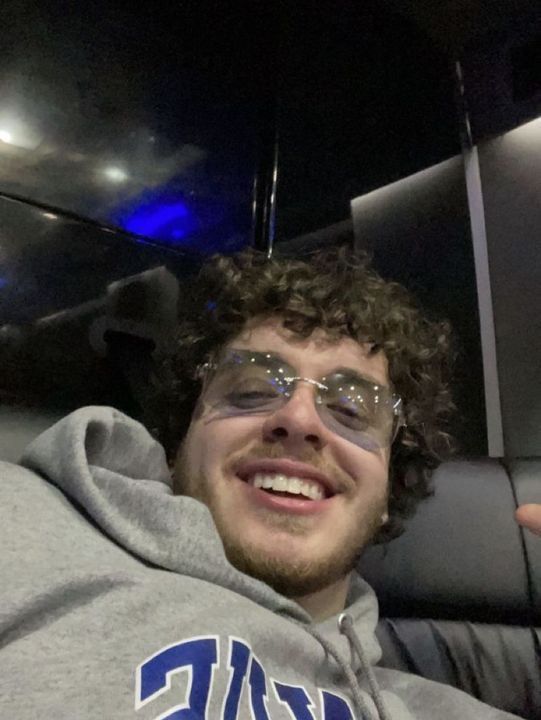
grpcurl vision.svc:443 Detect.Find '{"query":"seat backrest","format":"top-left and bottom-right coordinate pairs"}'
top-left (358, 459), bottom-right (541, 718)
top-left (0, 405), bottom-right (63, 464)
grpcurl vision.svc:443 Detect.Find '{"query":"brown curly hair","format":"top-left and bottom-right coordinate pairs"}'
top-left (146, 246), bottom-right (456, 544)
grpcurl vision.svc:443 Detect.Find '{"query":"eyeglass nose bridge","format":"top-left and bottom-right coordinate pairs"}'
top-left (282, 375), bottom-right (329, 399)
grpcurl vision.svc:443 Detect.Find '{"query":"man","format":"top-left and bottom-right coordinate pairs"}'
top-left (0, 248), bottom-right (535, 719)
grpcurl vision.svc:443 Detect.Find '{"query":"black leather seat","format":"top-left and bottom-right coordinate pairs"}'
top-left (1, 409), bottom-right (540, 717)
top-left (359, 459), bottom-right (541, 718)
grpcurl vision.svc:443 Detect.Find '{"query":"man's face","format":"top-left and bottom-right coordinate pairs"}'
top-left (174, 316), bottom-right (390, 598)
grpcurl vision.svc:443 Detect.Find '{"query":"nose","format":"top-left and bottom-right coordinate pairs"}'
top-left (261, 384), bottom-right (327, 451)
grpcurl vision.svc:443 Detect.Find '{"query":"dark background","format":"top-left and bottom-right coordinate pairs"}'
top-left (0, 0), bottom-right (540, 455)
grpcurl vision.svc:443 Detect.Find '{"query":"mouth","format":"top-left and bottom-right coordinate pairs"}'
top-left (234, 458), bottom-right (340, 515)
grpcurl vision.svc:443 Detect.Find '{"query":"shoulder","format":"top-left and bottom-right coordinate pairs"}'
top-left (0, 459), bottom-right (62, 498)
top-left (0, 460), bottom-right (84, 549)
top-left (0, 460), bottom-right (54, 498)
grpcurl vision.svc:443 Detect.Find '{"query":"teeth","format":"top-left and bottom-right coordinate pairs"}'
top-left (250, 473), bottom-right (325, 501)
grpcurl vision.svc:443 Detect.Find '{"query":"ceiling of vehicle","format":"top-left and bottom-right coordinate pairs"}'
top-left (390, 0), bottom-right (540, 53)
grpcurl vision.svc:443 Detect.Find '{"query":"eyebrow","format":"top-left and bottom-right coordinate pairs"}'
top-left (230, 349), bottom-right (388, 388)
top-left (329, 366), bottom-right (389, 388)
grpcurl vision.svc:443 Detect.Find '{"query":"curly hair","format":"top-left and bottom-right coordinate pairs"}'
top-left (146, 246), bottom-right (456, 544)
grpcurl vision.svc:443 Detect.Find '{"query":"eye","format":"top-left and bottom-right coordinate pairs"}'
top-left (225, 382), bottom-right (280, 409)
top-left (327, 403), bottom-right (370, 430)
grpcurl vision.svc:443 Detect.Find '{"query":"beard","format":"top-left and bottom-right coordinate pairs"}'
top-left (216, 496), bottom-right (385, 598)
top-left (174, 440), bottom-right (388, 599)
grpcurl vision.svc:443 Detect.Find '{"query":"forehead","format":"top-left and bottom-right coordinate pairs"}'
top-left (225, 316), bottom-right (389, 386)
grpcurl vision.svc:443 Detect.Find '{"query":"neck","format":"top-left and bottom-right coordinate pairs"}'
top-left (294, 574), bottom-right (351, 622)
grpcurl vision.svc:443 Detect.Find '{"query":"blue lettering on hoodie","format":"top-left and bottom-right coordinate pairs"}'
top-left (273, 680), bottom-right (317, 719)
top-left (223, 639), bottom-right (251, 720)
top-left (321, 690), bottom-right (355, 719)
top-left (248, 654), bottom-right (271, 719)
top-left (136, 636), bottom-right (356, 719)
top-left (135, 636), bottom-right (218, 717)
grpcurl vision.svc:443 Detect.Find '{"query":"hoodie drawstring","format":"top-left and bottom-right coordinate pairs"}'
top-left (338, 613), bottom-right (394, 720)
top-left (303, 620), bottom-right (379, 720)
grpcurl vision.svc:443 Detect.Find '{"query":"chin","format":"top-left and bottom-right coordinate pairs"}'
top-left (222, 533), bottom-right (356, 599)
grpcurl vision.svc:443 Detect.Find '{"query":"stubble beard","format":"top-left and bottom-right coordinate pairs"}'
top-left (174, 452), bottom-right (386, 599)
top-left (216, 497), bottom-right (385, 598)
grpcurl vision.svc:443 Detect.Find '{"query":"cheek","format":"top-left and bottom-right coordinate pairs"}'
top-left (175, 422), bottom-right (223, 498)
top-left (182, 424), bottom-right (216, 479)
top-left (334, 444), bottom-right (390, 501)
top-left (184, 416), bottom-right (263, 475)
top-left (336, 439), bottom-right (389, 478)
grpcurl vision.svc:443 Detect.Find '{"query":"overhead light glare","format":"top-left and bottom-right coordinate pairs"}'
top-left (0, 130), bottom-right (13, 144)
top-left (103, 166), bottom-right (129, 183)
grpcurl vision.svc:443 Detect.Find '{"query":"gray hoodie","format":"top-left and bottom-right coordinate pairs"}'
top-left (0, 406), bottom-right (523, 719)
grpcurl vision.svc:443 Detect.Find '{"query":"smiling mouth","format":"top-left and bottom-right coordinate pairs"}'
top-left (242, 471), bottom-right (333, 498)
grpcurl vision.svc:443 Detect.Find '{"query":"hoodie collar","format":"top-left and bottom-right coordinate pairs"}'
top-left (313, 572), bottom-right (383, 670)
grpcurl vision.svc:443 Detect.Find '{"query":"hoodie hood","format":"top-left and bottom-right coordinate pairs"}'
top-left (20, 406), bottom-right (389, 718)
top-left (21, 407), bottom-right (299, 613)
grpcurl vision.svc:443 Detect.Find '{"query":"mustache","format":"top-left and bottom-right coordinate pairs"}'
top-left (226, 442), bottom-right (351, 485)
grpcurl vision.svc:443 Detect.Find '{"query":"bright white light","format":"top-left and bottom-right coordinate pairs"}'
top-left (42, 212), bottom-right (58, 220)
top-left (103, 166), bottom-right (128, 183)
top-left (0, 121), bottom-right (41, 150)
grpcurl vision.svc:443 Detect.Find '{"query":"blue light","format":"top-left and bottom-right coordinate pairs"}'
top-left (0, 277), bottom-right (7, 289)
top-left (121, 201), bottom-right (195, 243)
top-left (112, 184), bottom-right (249, 253)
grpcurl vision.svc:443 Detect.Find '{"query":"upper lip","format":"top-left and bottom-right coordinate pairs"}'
top-left (235, 458), bottom-right (340, 498)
